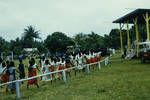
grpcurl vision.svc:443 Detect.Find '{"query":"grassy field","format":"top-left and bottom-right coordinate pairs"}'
top-left (1, 54), bottom-right (150, 100)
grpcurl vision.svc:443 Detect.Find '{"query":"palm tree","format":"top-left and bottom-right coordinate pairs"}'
top-left (22, 25), bottom-right (41, 48)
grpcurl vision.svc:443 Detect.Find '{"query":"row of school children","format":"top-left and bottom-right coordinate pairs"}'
top-left (0, 51), bottom-right (102, 93)
top-left (39, 51), bottom-right (102, 80)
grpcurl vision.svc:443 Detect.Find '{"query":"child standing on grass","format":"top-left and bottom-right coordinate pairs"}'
top-left (0, 62), bottom-right (7, 80)
top-left (0, 62), bottom-right (7, 89)
top-left (18, 59), bottom-right (25, 83)
top-left (27, 58), bottom-right (39, 89)
top-left (7, 61), bottom-right (16, 93)
top-left (42, 59), bottom-right (52, 82)
top-left (5, 60), bottom-right (10, 92)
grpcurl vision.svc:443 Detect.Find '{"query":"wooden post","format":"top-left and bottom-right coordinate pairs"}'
top-left (133, 18), bottom-right (139, 57)
top-left (119, 23), bottom-right (124, 55)
top-left (143, 12), bottom-right (150, 41)
top-left (126, 22), bottom-right (131, 50)
top-left (62, 70), bottom-right (66, 82)
top-left (16, 80), bottom-right (21, 100)
top-left (104, 57), bottom-right (109, 66)
top-left (86, 65), bottom-right (90, 74)
top-left (98, 62), bottom-right (101, 69)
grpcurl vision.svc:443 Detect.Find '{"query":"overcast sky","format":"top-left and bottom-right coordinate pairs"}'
top-left (0, 0), bottom-right (149, 41)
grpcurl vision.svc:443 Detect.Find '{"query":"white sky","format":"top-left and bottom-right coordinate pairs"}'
top-left (0, 0), bottom-right (149, 41)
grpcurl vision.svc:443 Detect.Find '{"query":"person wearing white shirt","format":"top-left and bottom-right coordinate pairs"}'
top-left (42, 59), bottom-right (52, 81)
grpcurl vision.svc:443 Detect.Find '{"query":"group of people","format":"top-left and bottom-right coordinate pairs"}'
top-left (39, 51), bottom-right (102, 81)
top-left (0, 58), bottom-right (25, 93)
top-left (0, 51), bottom-right (102, 93)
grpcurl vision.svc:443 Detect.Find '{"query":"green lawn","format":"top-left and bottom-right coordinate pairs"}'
top-left (1, 54), bottom-right (150, 100)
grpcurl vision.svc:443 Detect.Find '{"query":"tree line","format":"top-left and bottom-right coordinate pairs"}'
top-left (0, 25), bottom-right (147, 56)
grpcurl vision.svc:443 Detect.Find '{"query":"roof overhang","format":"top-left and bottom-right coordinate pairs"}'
top-left (113, 9), bottom-right (150, 24)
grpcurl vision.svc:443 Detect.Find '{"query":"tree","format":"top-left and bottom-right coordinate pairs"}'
top-left (85, 32), bottom-right (104, 51)
top-left (0, 37), bottom-right (9, 53)
top-left (34, 41), bottom-right (47, 54)
top-left (108, 29), bottom-right (120, 49)
top-left (9, 37), bottom-right (23, 55)
top-left (103, 34), bottom-right (112, 48)
top-left (45, 32), bottom-right (74, 55)
top-left (74, 32), bottom-right (104, 52)
top-left (103, 29), bottom-right (127, 49)
top-left (74, 33), bottom-right (87, 51)
top-left (22, 25), bottom-right (41, 48)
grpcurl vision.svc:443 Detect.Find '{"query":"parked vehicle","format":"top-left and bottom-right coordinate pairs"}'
top-left (138, 42), bottom-right (150, 63)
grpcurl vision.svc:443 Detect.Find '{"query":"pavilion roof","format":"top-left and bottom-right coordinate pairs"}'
top-left (113, 9), bottom-right (150, 24)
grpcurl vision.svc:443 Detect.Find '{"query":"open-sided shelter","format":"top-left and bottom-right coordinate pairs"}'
top-left (113, 9), bottom-right (150, 56)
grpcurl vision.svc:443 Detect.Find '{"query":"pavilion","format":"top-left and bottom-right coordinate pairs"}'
top-left (113, 9), bottom-right (150, 57)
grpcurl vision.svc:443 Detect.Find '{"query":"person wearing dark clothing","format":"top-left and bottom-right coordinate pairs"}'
top-left (122, 48), bottom-right (127, 59)
top-left (65, 56), bottom-right (71, 77)
top-left (18, 60), bottom-right (25, 81)
top-left (0, 57), bottom-right (3, 64)
top-left (124, 48), bottom-right (127, 57)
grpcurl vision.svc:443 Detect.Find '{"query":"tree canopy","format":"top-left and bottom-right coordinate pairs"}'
top-left (74, 32), bottom-right (104, 52)
top-left (22, 26), bottom-right (41, 48)
top-left (45, 32), bottom-right (74, 54)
